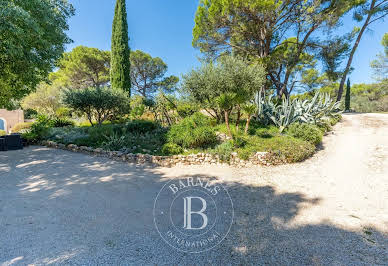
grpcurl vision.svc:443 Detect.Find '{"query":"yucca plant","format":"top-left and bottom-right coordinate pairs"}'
top-left (216, 93), bottom-right (236, 138)
top-left (242, 103), bottom-right (257, 134)
top-left (102, 132), bottom-right (126, 151)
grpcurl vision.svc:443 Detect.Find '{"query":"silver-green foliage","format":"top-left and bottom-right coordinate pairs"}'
top-left (256, 92), bottom-right (341, 132)
top-left (102, 132), bottom-right (126, 151)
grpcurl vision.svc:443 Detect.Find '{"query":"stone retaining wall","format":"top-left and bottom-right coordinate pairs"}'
top-left (40, 140), bottom-right (273, 167)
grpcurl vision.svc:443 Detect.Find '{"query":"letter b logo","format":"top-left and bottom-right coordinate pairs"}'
top-left (183, 197), bottom-right (208, 230)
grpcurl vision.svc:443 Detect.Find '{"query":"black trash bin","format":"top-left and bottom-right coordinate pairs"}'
top-left (0, 137), bottom-right (7, 151)
top-left (5, 135), bottom-right (23, 150)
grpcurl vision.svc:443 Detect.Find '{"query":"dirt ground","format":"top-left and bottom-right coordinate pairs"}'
top-left (0, 113), bottom-right (387, 265)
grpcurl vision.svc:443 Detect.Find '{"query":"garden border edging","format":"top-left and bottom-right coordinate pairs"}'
top-left (40, 140), bottom-right (273, 167)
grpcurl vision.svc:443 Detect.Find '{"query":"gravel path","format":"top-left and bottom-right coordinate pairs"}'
top-left (0, 113), bottom-right (387, 265)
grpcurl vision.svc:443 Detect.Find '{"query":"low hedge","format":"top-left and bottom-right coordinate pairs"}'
top-left (237, 135), bottom-right (315, 163)
top-left (287, 123), bottom-right (323, 146)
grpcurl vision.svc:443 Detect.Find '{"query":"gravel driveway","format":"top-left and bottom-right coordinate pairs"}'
top-left (0, 113), bottom-right (387, 265)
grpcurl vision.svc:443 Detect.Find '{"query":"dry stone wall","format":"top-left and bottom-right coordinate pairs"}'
top-left (40, 140), bottom-right (273, 167)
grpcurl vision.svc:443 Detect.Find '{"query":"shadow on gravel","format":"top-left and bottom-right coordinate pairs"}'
top-left (0, 147), bottom-right (387, 265)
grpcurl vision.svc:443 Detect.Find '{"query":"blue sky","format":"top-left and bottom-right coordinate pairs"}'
top-left (67, 0), bottom-right (387, 84)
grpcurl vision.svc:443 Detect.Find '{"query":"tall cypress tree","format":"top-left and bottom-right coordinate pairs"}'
top-left (345, 78), bottom-right (351, 111)
top-left (111, 0), bottom-right (131, 95)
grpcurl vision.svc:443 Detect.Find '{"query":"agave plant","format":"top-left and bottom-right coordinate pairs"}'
top-left (255, 90), bottom-right (276, 125)
top-left (267, 98), bottom-right (301, 132)
top-left (254, 91), bottom-right (342, 132)
top-left (297, 92), bottom-right (342, 124)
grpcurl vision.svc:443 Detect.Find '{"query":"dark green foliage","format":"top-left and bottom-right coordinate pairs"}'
top-left (231, 135), bottom-right (246, 148)
top-left (177, 103), bottom-right (199, 118)
top-left (0, 0), bottom-right (74, 107)
top-left (287, 123), bottom-right (323, 146)
top-left (57, 46), bottom-right (111, 89)
top-left (167, 113), bottom-right (217, 149)
top-left (130, 50), bottom-right (179, 97)
top-left (125, 120), bottom-right (158, 134)
top-left (102, 132), bottom-right (126, 151)
top-left (111, 0), bottom-right (131, 95)
top-left (45, 120), bottom-right (166, 154)
top-left (24, 109), bottom-right (38, 119)
top-left (52, 118), bottom-right (74, 128)
top-left (161, 143), bottom-right (183, 155)
top-left (345, 78), bottom-right (351, 111)
top-left (63, 87), bottom-right (130, 126)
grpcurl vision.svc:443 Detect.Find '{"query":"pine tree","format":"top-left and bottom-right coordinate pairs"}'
top-left (345, 78), bottom-right (351, 111)
top-left (111, 0), bottom-right (131, 95)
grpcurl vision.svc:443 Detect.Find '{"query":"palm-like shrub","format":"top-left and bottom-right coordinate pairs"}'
top-left (166, 113), bottom-right (217, 149)
top-left (215, 93), bottom-right (236, 137)
top-left (242, 104), bottom-right (257, 134)
top-left (102, 132), bottom-right (126, 151)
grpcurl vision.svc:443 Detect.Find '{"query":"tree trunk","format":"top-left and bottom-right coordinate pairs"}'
top-left (244, 116), bottom-right (251, 134)
top-left (224, 110), bottom-right (232, 138)
top-left (235, 106), bottom-right (241, 132)
top-left (337, 0), bottom-right (376, 101)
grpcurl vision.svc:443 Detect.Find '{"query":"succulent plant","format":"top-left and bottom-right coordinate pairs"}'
top-left (254, 91), bottom-right (342, 132)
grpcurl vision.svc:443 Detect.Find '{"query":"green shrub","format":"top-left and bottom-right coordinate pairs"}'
top-left (286, 123), bottom-right (323, 146)
top-left (102, 132), bottom-right (127, 151)
top-left (130, 96), bottom-right (146, 119)
top-left (231, 135), bottom-right (246, 148)
top-left (167, 113), bottom-right (217, 148)
top-left (0, 130), bottom-right (6, 136)
top-left (46, 127), bottom-right (88, 145)
top-left (125, 120), bottom-right (158, 134)
top-left (329, 115), bottom-right (342, 126)
top-left (84, 125), bottom-right (117, 147)
top-left (177, 103), bottom-right (198, 118)
top-left (22, 115), bottom-right (53, 142)
top-left (52, 118), bottom-right (74, 127)
top-left (161, 143), bottom-right (183, 155)
top-left (254, 125), bottom-right (279, 138)
top-left (11, 122), bottom-right (33, 133)
top-left (237, 135), bottom-right (315, 163)
top-left (210, 141), bottom-right (234, 161)
top-left (317, 119), bottom-right (332, 133)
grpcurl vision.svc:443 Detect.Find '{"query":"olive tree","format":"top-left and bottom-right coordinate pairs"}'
top-left (181, 55), bottom-right (266, 133)
top-left (63, 87), bottom-right (130, 126)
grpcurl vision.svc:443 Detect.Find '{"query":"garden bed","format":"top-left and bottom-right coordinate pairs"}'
top-left (40, 140), bottom-right (273, 167)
